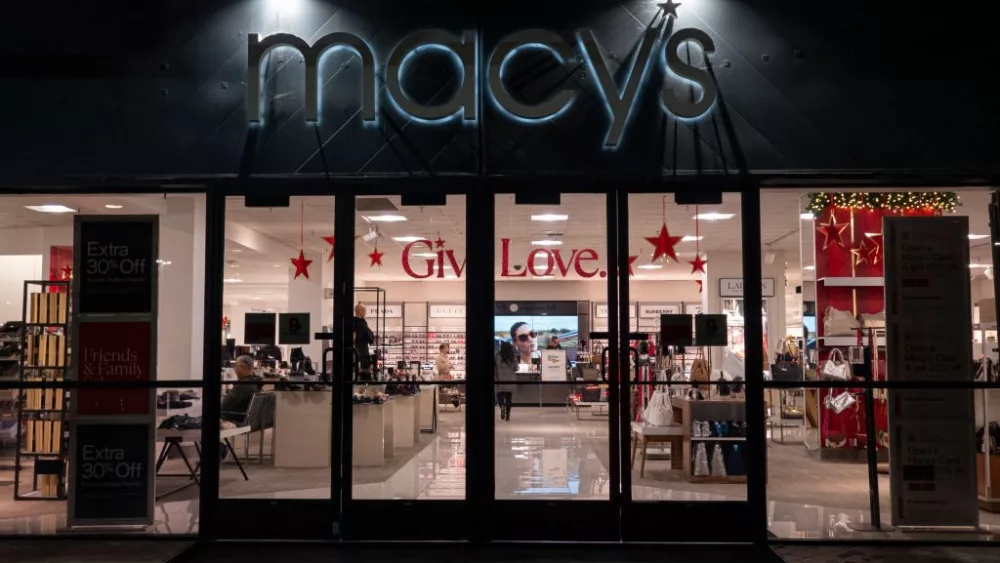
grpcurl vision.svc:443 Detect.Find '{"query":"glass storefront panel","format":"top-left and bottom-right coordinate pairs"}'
top-left (218, 196), bottom-right (334, 501)
top-left (625, 193), bottom-right (748, 502)
top-left (493, 194), bottom-right (610, 500)
top-left (351, 195), bottom-right (466, 500)
top-left (0, 194), bottom-right (206, 534)
top-left (765, 187), bottom-right (1000, 539)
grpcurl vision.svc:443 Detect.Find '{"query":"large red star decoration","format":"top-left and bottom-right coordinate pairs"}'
top-left (290, 250), bottom-right (313, 280)
top-left (368, 246), bottom-right (385, 268)
top-left (435, 237), bottom-right (446, 249)
top-left (850, 238), bottom-right (872, 267)
top-left (688, 254), bottom-right (707, 275)
top-left (322, 236), bottom-right (335, 262)
top-left (645, 224), bottom-right (683, 263)
top-left (60, 264), bottom-right (73, 280)
top-left (817, 212), bottom-right (848, 250)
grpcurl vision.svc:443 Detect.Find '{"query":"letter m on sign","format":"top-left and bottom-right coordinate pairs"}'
top-left (247, 33), bottom-right (377, 124)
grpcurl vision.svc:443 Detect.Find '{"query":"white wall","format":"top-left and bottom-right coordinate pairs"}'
top-left (355, 279), bottom-right (701, 303)
top-left (0, 255), bottom-right (44, 323)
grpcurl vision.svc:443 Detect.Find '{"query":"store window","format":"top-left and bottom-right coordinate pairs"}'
top-left (625, 194), bottom-right (748, 502)
top-left (764, 188), bottom-right (999, 539)
top-left (351, 195), bottom-right (466, 500)
top-left (0, 193), bottom-right (205, 534)
top-left (494, 194), bottom-right (610, 500)
top-left (217, 196), bottom-right (334, 501)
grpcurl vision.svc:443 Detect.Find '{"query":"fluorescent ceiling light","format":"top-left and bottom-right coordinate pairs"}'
top-left (25, 205), bottom-right (76, 214)
top-left (223, 278), bottom-right (243, 283)
top-left (104, 204), bottom-right (124, 210)
top-left (693, 212), bottom-right (734, 221)
top-left (803, 266), bottom-right (816, 271)
top-left (531, 214), bottom-right (568, 222)
top-left (392, 236), bottom-right (423, 242)
top-left (637, 264), bottom-right (663, 270)
top-left (681, 235), bottom-right (703, 242)
top-left (364, 214), bottom-right (407, 222)
top-left (531, 240), bottom-right (563, 246)
top-left (800, 212), bottom-right (814, 220)
top-left (969, 234), bottom-right (990, 240)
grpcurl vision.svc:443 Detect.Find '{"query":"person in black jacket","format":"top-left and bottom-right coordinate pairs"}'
top-left (221, 355), bottom-right (262, 422)
top-left (354, 302), bottom-right (375, 380)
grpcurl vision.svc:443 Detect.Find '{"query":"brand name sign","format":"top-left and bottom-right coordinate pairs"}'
top-left (400, 238), bottom-right (606, 279)
top-left (248, 24), bottom-right (716, 149)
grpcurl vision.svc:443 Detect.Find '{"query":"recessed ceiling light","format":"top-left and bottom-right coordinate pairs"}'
top-left (25, 205), bottom-right (76, 214)
top-left (413, 253), bottom-right (437, 258)
top-left (531, 214), bottom-right (568, 222)
top-left (273, 264), bottom-right (283, 268)
top-left (800, 212), bottom-right (814, 220)
top-left (803, 266), bottom-right (816, 271)
top-left (364, 214), bottom-right (407, 222)
top-left (969, 234), bottom-right (990, 240)
top-left (681, 235), bottom-right (703, 242)
top-left (223, 278), bottom-right (243, 283)
top-left (104, 204), bottom-right (124, 210)
top-left (531, 240), bottom-right (563, 246)
top-left (693, 212), bottom-right (734, 221)
top-left (637, 264), bottom-right (663, 270)
top-left (392, 236), bottom-right (424, 242)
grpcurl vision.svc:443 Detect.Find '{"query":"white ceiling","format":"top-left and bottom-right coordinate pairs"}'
top-left (0, 190), bottom-right (994, 308)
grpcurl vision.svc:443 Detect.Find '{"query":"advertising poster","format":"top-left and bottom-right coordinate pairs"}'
top-left (70, 423), bottom-right (152, 524)
top-left (75, 321), bottom-right (153, 416)
top-left (278, 313), bottom-right (311, 345)
top-left (76, 220), bottom-right (155, 314)
top-left (884, 216), bottom-right (977, 528)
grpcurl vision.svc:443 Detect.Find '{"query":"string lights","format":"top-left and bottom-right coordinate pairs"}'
top-left (806, 192), bottom-right (958, 215)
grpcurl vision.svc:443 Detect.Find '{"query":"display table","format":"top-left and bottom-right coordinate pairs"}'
top-left (274, 390), bottom-right (332, 468)
top-left (353, 401), bottom-right (394, 467)
top-left (672, 396), bottom-right (747, 484)
top-left (391, 395), bottom-right (419, 449)
top-left (630, 421), bottom-right (684, 477)
top-left (512, 372), bottom-right (572, 406)
top-left (567, 396), bottom-right (609, 420)
top-left (419, 387), bottom-right (438, 432)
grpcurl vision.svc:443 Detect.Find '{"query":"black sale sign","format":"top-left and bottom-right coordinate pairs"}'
top-left (76, 219), bottom-right (156, 314)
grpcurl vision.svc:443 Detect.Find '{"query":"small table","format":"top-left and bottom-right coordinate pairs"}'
top-left (568, 397), bottom-right (609, 420)
top-left (630, 422), bottom-right (684, 477)
top-left (154, 426), bottom-right (250, 499)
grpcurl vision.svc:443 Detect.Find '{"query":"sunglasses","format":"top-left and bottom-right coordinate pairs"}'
top-left (516, 331), bottom-right (538, 342)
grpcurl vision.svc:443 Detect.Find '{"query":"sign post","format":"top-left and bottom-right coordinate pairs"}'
top-left (68, 216), bottom-right (158, 528)
top-left (884, 216), bottom-right (977, 529)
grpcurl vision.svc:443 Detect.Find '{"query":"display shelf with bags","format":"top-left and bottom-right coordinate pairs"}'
top-left (14, 280), bottom-right (71, 501)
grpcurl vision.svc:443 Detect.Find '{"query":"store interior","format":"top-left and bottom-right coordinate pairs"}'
top-left (0, 190), bottom-right (998, 539)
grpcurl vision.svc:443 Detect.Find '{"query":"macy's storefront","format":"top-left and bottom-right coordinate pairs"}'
top-left (0, 0), bottom-right (998, 546)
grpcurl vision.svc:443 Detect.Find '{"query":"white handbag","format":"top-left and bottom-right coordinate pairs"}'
top-left (821, 348), bottom-right (851, 381)
top-left (860, 311), bottom-right (885, 329)
top-left (826, 391), bottom-right (856, 414)
top-left (642, 389), bottom-right (674, 426)
top-left (824, 306), bottom-right (860, 336)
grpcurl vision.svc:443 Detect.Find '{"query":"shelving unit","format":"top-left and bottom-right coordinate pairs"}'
top-left (403, 326), bottom-right (428, 366)
top-left (15, 280), bottom-right (71, 501)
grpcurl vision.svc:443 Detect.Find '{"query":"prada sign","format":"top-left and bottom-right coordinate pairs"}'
top-left (248, 20), bottom-right (716, 149)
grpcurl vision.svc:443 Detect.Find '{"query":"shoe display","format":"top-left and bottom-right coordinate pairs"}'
top-left (692, 419), bottom-right (703, 437)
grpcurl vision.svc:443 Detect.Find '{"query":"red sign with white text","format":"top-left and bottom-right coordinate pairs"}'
top-left (76, 321), bottom-right (152, 415)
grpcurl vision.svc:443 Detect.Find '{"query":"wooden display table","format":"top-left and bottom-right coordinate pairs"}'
top-left (672, 396), bottom-right (747, 484)
top-left (630, 422), bottom-right (684, 477)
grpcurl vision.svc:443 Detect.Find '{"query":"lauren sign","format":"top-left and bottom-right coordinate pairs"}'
top-left (248, 19), bottom-right (716, 149)
top-left (719, 278), bottom-right (776, 298)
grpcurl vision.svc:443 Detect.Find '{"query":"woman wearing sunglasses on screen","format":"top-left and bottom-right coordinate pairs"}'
top-left (510, 321), bottom-right (537, 361)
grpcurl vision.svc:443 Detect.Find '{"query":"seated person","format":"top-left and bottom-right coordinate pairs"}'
top-left (221, 355), bottom-right (262, 422)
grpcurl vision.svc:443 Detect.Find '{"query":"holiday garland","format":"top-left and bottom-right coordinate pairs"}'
top-left (806, 192), bottom-right (957, 215)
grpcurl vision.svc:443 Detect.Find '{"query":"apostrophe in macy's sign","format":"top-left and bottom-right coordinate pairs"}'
top-left (401, 239), bottom-right (605, 279)
top-left (248, 7), bottom-right (715, 149)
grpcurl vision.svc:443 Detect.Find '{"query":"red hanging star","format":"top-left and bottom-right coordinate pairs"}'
top-left (695, 280), bottom-right (703, 293)
top-left (850, 238), bottom-right (871, 267)
top-left (60, 264), bottom-right (73, 280)
top-left (435, 237), bottom-right (446, 249)
top-left (645, 224), bottom-right (683, 263)
top-left (368, 246), bottom-right (385, 268)
top-left (817, 212), bottom-right (848, 251)
top-left (688, 254), bottom-right (707, 275)
top-left (322, 236), bottom-right (335, 262)
top-left (290, 250), bottom-right (313, 280)
top-left (627, 255), bottom-right (638, 276)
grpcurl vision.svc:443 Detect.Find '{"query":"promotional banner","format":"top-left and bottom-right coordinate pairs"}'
top-left (540, 349), bottom-right (567, 382)
top-left (884, 216), bottom-right (977, 528)
top-left (70, 216), bottom-right (158, 528)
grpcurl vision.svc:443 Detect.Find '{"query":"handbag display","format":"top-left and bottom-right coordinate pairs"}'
top-left (824, 306), bottom-right (861, 336)
top-left (710, 444), bottom-right (727, 477)
top-left (860, 311), bottom-right (886, 329)
top-left (826, 391), bottom-right (856, 414)
top-left (770, 338), bottom-right (802, 382)
top-left (821, 348), bottom-right (851, 381)
top-left (693, 443), bottom-right (710, 476)
top-left (641, 389), bottom-right (674, 426)
top-left (690, 348), bottom-right (710, 383)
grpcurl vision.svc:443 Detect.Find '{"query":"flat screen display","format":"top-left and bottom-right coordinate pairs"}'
top-left (494, 315), bottom-right (579, 363)
top-left (244, 312), bottom-right (276, 345)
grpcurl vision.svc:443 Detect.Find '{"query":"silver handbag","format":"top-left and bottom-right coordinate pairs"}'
top-left (825, 391), bottom-right (856, 414)
top-left (821, 348), bottom-right (851, 381)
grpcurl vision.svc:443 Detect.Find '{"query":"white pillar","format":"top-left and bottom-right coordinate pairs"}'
top-left (288, 252), bottom-right (324, 363)
top-left (157, 198), bottom-right (206, 380)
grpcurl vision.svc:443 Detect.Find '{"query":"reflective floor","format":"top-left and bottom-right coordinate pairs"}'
top-left (0, 407), bottom-right (998, 540)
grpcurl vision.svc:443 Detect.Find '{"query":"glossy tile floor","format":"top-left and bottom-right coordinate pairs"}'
top-left (0, 407), bottom-right (998, 540)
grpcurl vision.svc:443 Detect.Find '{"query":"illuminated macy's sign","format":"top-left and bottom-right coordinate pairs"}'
top-left (400, 239), bottom-right (615, 279)
top-left (248, 11), bottom-right (716, 149)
